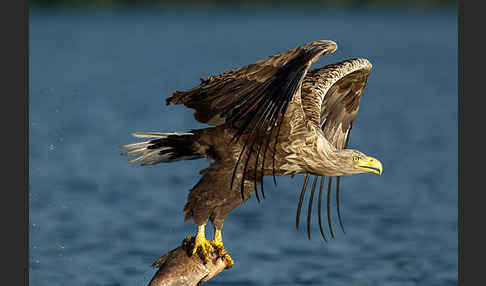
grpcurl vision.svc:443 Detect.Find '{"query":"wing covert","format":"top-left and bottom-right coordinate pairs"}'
top-left (301, 57), bottom-right (372, 145)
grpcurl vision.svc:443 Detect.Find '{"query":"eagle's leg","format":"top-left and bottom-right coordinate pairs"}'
top-left (183, 224), bottom-right (215, 264)
top-left (210, 227), bottom-right (234, 269)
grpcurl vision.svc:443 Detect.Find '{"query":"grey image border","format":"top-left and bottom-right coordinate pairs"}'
top-left (3, 0), bottom-right (29, 285)
top-left (458, 0), bottom-right (482, 285)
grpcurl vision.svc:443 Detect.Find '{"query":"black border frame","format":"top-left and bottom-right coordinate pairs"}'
top-left (4, 0), bottom-right (29, 285)
top-left (458, 1), bottom-right (482, 285)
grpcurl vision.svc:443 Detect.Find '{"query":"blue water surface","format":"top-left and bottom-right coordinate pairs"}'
top-left (30, 7), bottom-right (457, 286)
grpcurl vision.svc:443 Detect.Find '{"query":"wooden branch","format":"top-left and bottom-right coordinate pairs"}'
top-left (147, 241), bottom-right (230, 286)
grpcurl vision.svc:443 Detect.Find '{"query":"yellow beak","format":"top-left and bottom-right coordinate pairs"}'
top-left (356, 156), bottom-right (383, 175)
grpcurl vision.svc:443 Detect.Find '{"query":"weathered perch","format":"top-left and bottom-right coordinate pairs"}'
top-left (147, 240), bottom-right (230, 286)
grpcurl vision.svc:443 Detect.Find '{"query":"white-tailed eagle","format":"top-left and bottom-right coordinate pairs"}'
top-left (122, 40), bottom-right (383, 268)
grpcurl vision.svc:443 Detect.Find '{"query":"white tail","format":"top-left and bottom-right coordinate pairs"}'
top-left (121, 132), bottom-right (202, 165)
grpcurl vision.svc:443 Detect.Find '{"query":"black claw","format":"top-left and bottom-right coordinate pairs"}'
top-left (317, 176), bottom-right (328, 242)
top-left (296, 173), bottom-right (310, 230)
top-left (327, 177), bottom-right (335, 239)
top-left (306, 175), bottom-right (319, 240)
top-left (336, 176), bottom-right (346, 234)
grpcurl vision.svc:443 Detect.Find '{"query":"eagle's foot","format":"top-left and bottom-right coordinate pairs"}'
top-left (182, 226), bottom-right (215, 264)
top-left (210, 229), bottom-right (234, 269)
top-left (210, 240), bottom-right (234, 269)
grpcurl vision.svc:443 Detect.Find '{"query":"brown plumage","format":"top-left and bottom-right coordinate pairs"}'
top-left (121, 40), bottom-right (383, 267)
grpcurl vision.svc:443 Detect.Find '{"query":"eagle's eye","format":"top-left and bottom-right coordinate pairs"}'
top-left (353, 156), bottom-right (360, 162)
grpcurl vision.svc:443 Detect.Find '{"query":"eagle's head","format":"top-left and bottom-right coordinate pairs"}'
top-left (335, 149), bottom-right (383, 176)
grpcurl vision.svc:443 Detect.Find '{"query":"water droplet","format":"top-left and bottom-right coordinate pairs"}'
top-left (49, 144), bottom-right (54, 151)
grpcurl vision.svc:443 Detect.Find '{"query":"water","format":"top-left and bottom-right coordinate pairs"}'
top-left (30, 7), bottom-right (457, 285)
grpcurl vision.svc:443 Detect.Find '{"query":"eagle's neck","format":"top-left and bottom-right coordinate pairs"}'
top-left (280, 123), bottom-right (347, 177)
top-left (312, 135), bottom-right (340, 176)
top-left (305, 131), bottom-right (354, 177)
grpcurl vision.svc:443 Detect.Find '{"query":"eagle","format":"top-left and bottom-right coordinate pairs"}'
top-left (121, 40), bottom-right (383, 269)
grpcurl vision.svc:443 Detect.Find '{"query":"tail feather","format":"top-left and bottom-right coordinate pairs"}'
top-left (121, 132), bottom-right (203, 165)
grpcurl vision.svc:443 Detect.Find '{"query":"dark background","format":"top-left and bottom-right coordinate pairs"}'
top-left (31, 0), bottom-right (456, 8)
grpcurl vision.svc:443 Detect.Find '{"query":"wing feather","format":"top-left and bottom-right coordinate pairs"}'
top-left (298, 58), bottom-right (372, 239)
top-left (167, 40), bottom-right (338, 199)
top-left (167, 40), bottom-right (338, 127)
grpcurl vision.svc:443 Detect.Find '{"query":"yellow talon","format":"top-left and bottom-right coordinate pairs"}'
top-left (183, 225), bottom-right (215, 264)
top-left (210, 229), bottom-right (235, 269)
top-left (182, 226), bottom-right (234, 268)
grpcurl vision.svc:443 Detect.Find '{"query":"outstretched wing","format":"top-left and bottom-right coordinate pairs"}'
top-left (167, 40), bottom-right (338, 201)
top-left (167, 40), bottom-right (337, 128)
top-left (296, 58), bottom-right (372, 241)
